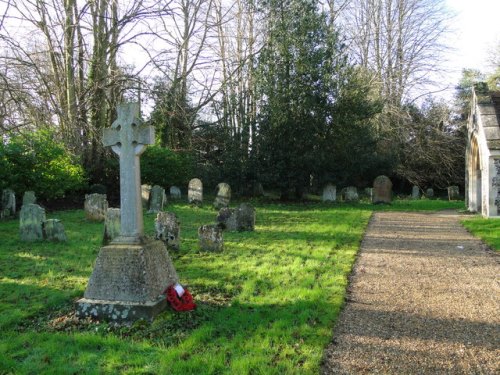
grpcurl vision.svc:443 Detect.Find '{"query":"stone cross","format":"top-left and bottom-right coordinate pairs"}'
top-left (103, 103), bottom-right (154, 243)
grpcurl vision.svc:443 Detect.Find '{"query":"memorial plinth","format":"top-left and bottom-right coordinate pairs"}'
top-left (76, 103), bottom-right (179, 322)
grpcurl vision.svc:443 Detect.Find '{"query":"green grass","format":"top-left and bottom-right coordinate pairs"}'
top-left (461, 217), bottom-right (500, 251)
top-left (0, 198), bottom-right (466, 374)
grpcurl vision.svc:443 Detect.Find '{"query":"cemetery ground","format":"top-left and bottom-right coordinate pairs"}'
top-left (0, 198), bottom-right (496, 374)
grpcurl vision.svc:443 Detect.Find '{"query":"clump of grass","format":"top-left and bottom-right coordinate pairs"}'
top-left (461, 217), bottom-right (500, 251)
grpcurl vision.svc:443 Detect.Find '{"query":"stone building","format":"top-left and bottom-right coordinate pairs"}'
top-left (465, 84), bottom-right (500, 217)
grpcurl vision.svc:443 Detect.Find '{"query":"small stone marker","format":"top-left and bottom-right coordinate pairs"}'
top-left (253, 182), bottom-right (264, 197)
top-left (22, 191), bottom-right (36, 206)
top-left (155, 212), bottom-right (180, 251)
top-left (214, 182), bottom-right (231, 209)
top-left (141, 184), bottom-right (152, 208)
top-left (1, 189), bottom-right (16, 219)
top-left (426, 188), bottom-right (434, 198)
top-left (148, 185), bottom-right (166, 213)
top-left (188, 178), bottom-right (203, 205)
top-left (198, 224), bottom-right (223, 252)
top-left (364, 187), bottom-right (373, 201)
top-left (342, 186), bottom-right (359, 202)
top-left (84, 193), bottom-right (108, 221)
top-left (43, 219), bottom-right (67, 242)
top-left (372, 175), bottom-right (392, 204)
top-left (448, 186), bottom-right (459, 201)
top-left (411, 185), bottom-right (420, 199)
top-left (103, 208), bottom-right (121, 245)
top-left (322, 184), bottom-right (337, 202)
top-left (217, 203), bottom-right (256, 231)
top-left (19, 204), bottom-right (46, 242)
top-left (77, 103), bottom-right (179, 323)
top-left (170, 186), bottom-right (181, 199)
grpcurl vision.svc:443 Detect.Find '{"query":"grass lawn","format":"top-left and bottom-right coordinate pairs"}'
top-left (461, 217), bottom-right (500, 251)
top-left (0, 198), bottom-right (465, 374)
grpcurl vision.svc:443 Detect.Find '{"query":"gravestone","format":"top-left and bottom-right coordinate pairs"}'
top-left (214, 182), bottom-right (231, 209)
top-left (148, 185), bottom-right (166, 213)
top-left (19, 204), bottom-right (46, 242)
top-left (426, 188), bottom-right (434, 198)
top-left (141, 184), bottom-right (152, 208)
top-left (84, 193), bottom-right (108, 221)
top-left (155, 212), bottom-right (180, 251)
top-left (43, 219), bottom-right (67, 242)
top-left (364, 187), bottom-right (373, 201)
top-left (103, 208), bottom-right (121, 245)
top-left (342, 187), bottom-right (359, 202)
top-left (216, 203), bottom-right (255, 232)
top-left (372, 175), bottom-right (392, 204)
top-left (448, 186), bottom-right (459, 201)
top-left (22, 191), bottom-right (37, 206)
top-left (411, 185), bottom-right (420, 199)
top-left (198, 224), bottom-right (224, 252)
top-left (253, 182), bottom-right (264, 197)
top-left (76, 103), bottom-right (179, 323)
top-left (322, 184), bottom-right (337, 202)
top-left (188, 178), bottom-right (203, 205)
top-left (170, 186), bottom-right (181, 199)
top-left (1, 189), bottom-right (16, 219)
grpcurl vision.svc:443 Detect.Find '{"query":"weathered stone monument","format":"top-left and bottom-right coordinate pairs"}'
top-left (155, 212), bottom-right (180, 251)
top-left (22, 191), bottom-right (36, 206)
top-left (214, 182), bottom-right (231, 209)
top-left (198, 224), bottom-right (224, 252)
top-left (448, 186), bottom-right (459, 201)
top-left (426, 188), bottom-right (434, 198)
top-left (342, 187), bottom-right (359, 202)
top-left (411, 185), bottom-right (420, 199)
top-left (103, 208), bottom-right (121, 245)
top-left (148, 185), bottom-right (166, 213)
top-left (170, 186), bottom-right (181, 199)
top-left (322, 184), bottom-right (337, 202)
top-left (43, 219), bottom-right (67, 242)
top-left (84, 193), bottom-right (108, 221)
top-left (141, 184), bottom-right (152, 208)
top-left (253, 182), bottom-right (264, 197)
top-left (372, 175), bottom-right (392, 204)
top-left (19, 204), bottom-right (46, 242)
top-left (364, 187), bottom-right (373, 201)
top-left (1, 188), bottom-right (16, 219)
top-left (216, 203), bottom-right (256, 232)
top-left (76, 103), bottom-right (179, 323)
top-left (188, 178), bottom-right (203, 205)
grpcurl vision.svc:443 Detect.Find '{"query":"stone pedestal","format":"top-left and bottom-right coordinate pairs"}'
top-left (76, 239), bottom-right (178, 322)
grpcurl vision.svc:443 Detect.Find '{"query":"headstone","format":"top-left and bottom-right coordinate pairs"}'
top-left (364, 187), bottom-right (373, 201)
top-left (19, 204), bottom-right (46, 242)
top-left (148, 185), bottom-right (166, 213)
top-left (22, 191), bottom-right (37, 206)
top-left (43, 219), bottom-right (67, 242)
top-left (170, 186), bottom-right (181, 199)
top-left (217, 203), bottom-right (256, 232)
top-left (1, 189), bottom-right (16, 219)
top-left (188, 178), bottom-right (203, 205)
top-left (84, 193), bottom-right (108, 221)
top-left (372, 175), bottom-right (392, 204)
top-left (448, 186), bottom-right (459, 201)
top-left (155, 212), bottom-right (180, 251)
top-left (342, 186), bottom-right (359, 202)
top-left (411, 185), bottom-right (420, 199)
top-left (253, 182), bottom-right (264, 197)
top-left (426, 188), bottom-right (434, 198)
top-left (198, 224), bottom-right (223, 252)
top-left (322, 184), bottom-right (337, 202)
top-left (77, 103), bottom-right (179, 323)
top-left (141, 184), bottom-right (152, 208)
top-left (103, 208), bottom-right (121, 245)
top-left (214, 182), bottom-right (231, 209)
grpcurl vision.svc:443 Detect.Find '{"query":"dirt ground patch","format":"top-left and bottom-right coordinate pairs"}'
top-left (322, 211), bottom-right (500, 374)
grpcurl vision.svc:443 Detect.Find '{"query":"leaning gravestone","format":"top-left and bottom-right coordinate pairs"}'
top-left (170, 186), bottom-right (181, 199)
top-left (1, 189), bottom-right (16, 219)
top-left (19, 204), bottom-right (46, 242)
top-left (426, 188), bottom-right (434, 198)
top-left (214, 182), bottom-right (231, 209)
top-left (217, 203), bottom-right (255, 232)
top-left (43, 219), bottom-right (67, 242)
top-left (103, 208), bottom-right (121, 245)
top-left (373, 175), bottom-right (392, 204)
top-left (411, 185), bottom-right (420, 199)
top-left (155, 212), bottom-right (180, 251)
top-left (198, 224), bottom-right (224, 252)
top-left (141, 184), bottom-right (152, 208)
top-left (76, 103), bottom-right (179, 323)
top-left (22, 191), bottom-right (37, 206)
top-left (448, 186), bottom-right (459, 201)
top-left (342, 187), bottom-right (359, 202)
top-left (84, 193), bottom-right (108, 221)
top-left (148, 185), bottom-right (166, 213)
top-left (188, 178), bottom-right (203, 205)
top-left (322, 184), bottom-right (337, 202)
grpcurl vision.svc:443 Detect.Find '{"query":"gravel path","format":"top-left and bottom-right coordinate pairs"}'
top-left (322, 211), bottom-right (500, 374)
